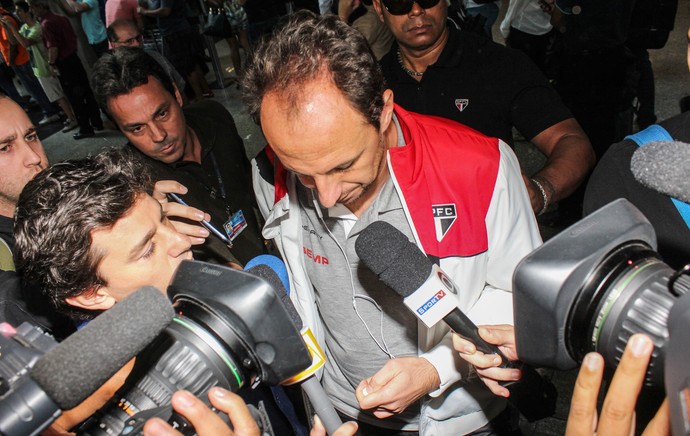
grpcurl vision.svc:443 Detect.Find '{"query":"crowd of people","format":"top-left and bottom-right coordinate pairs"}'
top-left (0, 0), bottom-right (303, 139)
top-left (0, 0), bottom-right (686, 435)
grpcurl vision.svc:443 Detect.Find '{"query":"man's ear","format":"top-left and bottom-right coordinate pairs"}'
top-left (65, 287), bottom-right (117, 312)
top-left (372, 0), bottom-right (385, 22)
top-left (379, 89), bottom-right (395, 134)
top-left (174, 84), bottom-right (184, 108)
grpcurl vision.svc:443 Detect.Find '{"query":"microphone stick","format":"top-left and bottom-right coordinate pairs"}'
top-left (245, 259), bottom-right (344, 435)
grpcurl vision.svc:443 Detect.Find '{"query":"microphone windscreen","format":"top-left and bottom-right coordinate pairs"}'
top-left (244, 254), bottom-right (290, 295)
top-left (245, 263), bottom-right (302, 329)
top-left (355, 221), bottom-right (432, 297)
top-left (30, 286), bottom-right (173, 410)
top-left (630, 140), bottom-right (690, 203)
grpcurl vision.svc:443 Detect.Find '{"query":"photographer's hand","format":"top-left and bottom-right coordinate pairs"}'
top-left (453, 324), bottom-right (520, 397)
top-left (565, 334), bottom-right (670, 436)
top-left (152, 180), bottom-right (211, 245)
top-left (143, 388), bottom-right (260, 436)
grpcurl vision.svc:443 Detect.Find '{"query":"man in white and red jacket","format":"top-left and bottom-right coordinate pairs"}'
top-left (243, 11), bottom-right (541, 435)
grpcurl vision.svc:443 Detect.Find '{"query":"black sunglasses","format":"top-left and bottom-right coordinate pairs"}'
top-left (381, 0), bottom-right (441, 15)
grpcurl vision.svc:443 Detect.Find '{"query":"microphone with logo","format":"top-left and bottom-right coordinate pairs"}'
top-left (0, 286), bottom-right (173, 435)
top-left (244, 255), bottom-right (344, 435)
top-left (354, 221), bottom-right (556, 422)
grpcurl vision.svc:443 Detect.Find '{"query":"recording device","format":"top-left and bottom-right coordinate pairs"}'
top-left (513, 198), bottom-right (688, 380)
top-left (355, 221), bottom-right (557, 422)
top-left (244, 255), bottom-right (343, 435)
top-left (0, 287), bottom-right (173, 436)
top-left (631, 140), bottom-right (690, 203)
top-left (512, 198), bottom-right (690, 433)
top-left (81, 260), bottom-right (312, 435)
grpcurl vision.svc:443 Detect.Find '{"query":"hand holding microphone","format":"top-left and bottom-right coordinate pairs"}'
top-left (452, 325), bottom-right (521, 397)
top-left (355, 221), bottom-right (556, 422)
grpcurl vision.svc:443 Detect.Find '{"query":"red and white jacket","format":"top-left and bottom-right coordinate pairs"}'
top-left (252, 105), bottom-right (541, 434)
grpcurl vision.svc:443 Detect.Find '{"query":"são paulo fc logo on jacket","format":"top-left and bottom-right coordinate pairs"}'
top-left (432, 204), bottom-right (457, 242)
top-left (455, 99), bottom-right (469, 112)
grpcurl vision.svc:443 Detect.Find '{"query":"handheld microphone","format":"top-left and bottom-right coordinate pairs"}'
top-left (244, 256), bottom-right (343, 435)
top-left (355, 221), bottom-right (557, 422)
top-left (245, 255), bottom-right (290, 292)
top-left (630, 140), bottom-right (690, 203)
top-left (355, 221), bottom-right (511, 362)
top-left (0, 286), bottom-right (173, 435)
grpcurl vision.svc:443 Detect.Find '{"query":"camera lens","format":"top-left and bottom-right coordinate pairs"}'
top-left (567, 241), bottom-right (680, 386)
top-left (84, 312), bottom-right (251, 435)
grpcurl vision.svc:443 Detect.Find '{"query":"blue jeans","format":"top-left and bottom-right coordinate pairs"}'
top-left (11, 62), bottom-right (58, 116)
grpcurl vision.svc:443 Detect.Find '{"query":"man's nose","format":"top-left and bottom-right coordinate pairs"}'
top-left (21, 142), bottom-right (43, 166)
top-left (164, 225), bottom-right (192, 257)
top-left (150, 123), bottom-right (168, 143)
top-left (409, 1), bottom-right (425, 15)
top-left (314, 176), bottom-right (342, 208)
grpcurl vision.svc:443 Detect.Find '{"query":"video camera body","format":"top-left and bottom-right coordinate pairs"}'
top-left (0, 261), bottom-right (311, 436)
top-left (513, 198), bottom-right (690, 434)
top-left (0, 323), bottom-right (59, 435)
top-left (82, 261), bottom-right (311, 435)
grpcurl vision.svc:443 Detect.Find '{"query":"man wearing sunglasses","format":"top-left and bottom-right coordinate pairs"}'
top-left (374, 0), bottom-right (596, 223)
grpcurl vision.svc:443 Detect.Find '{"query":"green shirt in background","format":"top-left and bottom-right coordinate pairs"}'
top-left (19, 23), bottom-right (51, 77)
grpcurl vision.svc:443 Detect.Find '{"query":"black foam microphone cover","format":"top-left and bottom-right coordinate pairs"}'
top-left (245, 264), bottom-right (303, 329)
top-left (30, 286), bottom-right (173, 410)
top-left (355, 221), bottom-right (432, 297)
top-left (631, 140), bottom-right (690, 203)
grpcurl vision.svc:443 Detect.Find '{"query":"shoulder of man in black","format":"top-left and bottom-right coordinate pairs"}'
top-left (182, 99), bottom-right (235, 125)
top-left (584, 111), bottom-right (690, 268)
top-left (182, 103), bottom-right (267, 265)
top-left (381, 23), bottom-right (569, 143)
